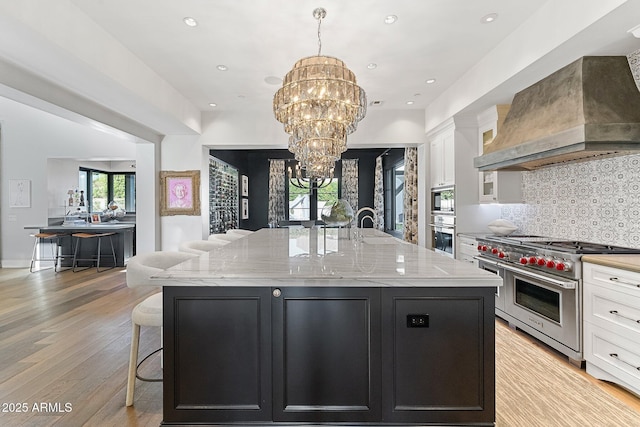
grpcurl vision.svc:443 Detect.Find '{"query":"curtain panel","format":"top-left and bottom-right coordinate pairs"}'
top-left (373, 155), bottom-right (385, 230)
top-left (341, 159), bottom-right (359, 214)
top-left (403, 147), bottom-right (418, 243)
top-left (268, 159), bottom-right (286, 227)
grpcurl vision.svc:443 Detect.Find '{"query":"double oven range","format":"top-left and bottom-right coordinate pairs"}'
top-left (475, 235), bottom-right (640, 365)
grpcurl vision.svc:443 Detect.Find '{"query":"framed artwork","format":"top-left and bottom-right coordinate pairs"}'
top-left (91, 213), bottom-right (101, 223)
top-left (160, 170), bottom-right (201, 216)
top-left (242, 198), bottom-right (249, 219)
top-left (241, 175), bottom-right (249, 197)
top-left (9, 179), bottom-right (30, 208)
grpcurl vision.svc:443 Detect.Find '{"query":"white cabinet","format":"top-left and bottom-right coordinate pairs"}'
top-left (457, 235), bottom-right (478, 266)
top-left (429, 127), bottom-right (454, 188)
top-left (583, 262), bottom-right (640, 396)
top-left (477, 106), bottom-right (522, 203)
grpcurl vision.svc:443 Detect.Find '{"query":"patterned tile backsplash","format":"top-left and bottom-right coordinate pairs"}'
top-left (500, 153), bottom-right (640, 248)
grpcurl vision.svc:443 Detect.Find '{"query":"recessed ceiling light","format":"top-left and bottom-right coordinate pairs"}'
top-left (367, 63), bottom-right (377, 69)
top-left (425, 78), bottom-right (436, 84)
top-left (370, 100), bottom-right (384, 106)
top-left (481, 13), bottom-right (498, 24)
top-left (406, 101), bottom-right (414, 105)
top-left (209, 103), bottom-right (217, 107)
top-left (384, 15), bottom-right (397, 24)
top-left (217, 65), bottom-right (228, 71)
top-left (183, 17), bottom-right (198, 27)
top-left (264, 76), bottom-right (282, 85)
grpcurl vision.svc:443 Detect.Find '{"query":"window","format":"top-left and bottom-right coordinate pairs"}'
top-left (79, 168), bottom-right (136, 213)
top-left (286, 161), bottom-right (340, 221)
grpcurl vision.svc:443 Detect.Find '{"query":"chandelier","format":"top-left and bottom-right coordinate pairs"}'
top-left (288, 160), bottom-right (335, 190)
top-left (273, 7), bottom-right (367, 180)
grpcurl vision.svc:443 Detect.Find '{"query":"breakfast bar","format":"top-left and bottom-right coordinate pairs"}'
top-left (28, 223), bottom-right (135, 268)
top-left (154, 228), bottom-right (501, 426)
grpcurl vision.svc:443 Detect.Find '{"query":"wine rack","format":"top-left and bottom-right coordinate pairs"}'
top-left (209, 156), bottom-right (239, 234)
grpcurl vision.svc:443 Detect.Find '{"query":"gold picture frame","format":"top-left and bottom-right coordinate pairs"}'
top-left (160, 170), bottom-right (201, 216)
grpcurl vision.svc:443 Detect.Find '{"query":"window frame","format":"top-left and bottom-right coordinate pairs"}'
top-left (284, 160), bottom-right (341, 222)
top-left (79, 167), bottom-right (136, 213)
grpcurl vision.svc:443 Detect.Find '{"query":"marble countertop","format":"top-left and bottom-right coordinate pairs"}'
top-left (153, 228), bottom-right (502, 288)
top-left (581, 254), bottom-right (640, 273)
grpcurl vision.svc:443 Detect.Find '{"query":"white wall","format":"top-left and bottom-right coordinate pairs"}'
top-left (0, 96), bottom-right (136, 267)
top-left (201, 108), bottom-right (425, 148)
top-left (160, 134), bottom-right (205, 251)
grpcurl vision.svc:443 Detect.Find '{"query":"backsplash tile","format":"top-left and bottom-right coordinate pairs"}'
top-left (500, 154), bottom-right (640, 248)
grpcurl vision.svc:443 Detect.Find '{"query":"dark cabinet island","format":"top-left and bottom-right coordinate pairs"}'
top-left (154, 228), bottom-right (500, 426)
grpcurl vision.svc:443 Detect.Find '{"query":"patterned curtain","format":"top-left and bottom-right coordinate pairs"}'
top-left (628, 48), bottom-right (640, 93)
top-left (403, 147), bottom-right (418, 243)
top-left (268, 159), bottom-right (286, 226)
top-left (341, 159), bottom-right (359, 214)
top-left (373, 155), bottom-right (385, 230)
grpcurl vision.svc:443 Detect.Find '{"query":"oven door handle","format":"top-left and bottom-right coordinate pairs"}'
top-left (500, 263), bottom-right (577, 289)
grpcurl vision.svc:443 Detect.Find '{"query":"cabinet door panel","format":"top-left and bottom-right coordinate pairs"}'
top-left (382, 288), bottom-right (495, 424)
top-left (272, 287), bottom-right (381, 422)
top-left (163, 287), bottom-right (272, 423)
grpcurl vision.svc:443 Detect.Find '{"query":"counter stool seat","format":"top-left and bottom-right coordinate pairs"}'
top-left (29, 232), bottom-right (60, 272)
top-left (71, 232), bottom-right (117, 272)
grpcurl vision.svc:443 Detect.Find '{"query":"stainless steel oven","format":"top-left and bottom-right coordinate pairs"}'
top-left (430, 214), bottom-right (454, 258)
top-left (502, 263), bottom-right (580, 357)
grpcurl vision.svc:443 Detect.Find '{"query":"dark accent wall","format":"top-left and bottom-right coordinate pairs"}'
top-left (210, 149), bottom-right (388, 230)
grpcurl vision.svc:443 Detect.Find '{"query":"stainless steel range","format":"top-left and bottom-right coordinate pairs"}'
top-left (475, 235), bottom-right (640, 366)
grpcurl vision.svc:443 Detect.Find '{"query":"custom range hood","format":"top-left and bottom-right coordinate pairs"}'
top-left (474, 56), bottom-right (640, 171)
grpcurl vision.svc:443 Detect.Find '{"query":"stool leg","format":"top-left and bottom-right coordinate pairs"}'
top-left (72, 237), bottom-right (81, 272)
top-left (126, 322), bottom-right (141, 407)
top-left (96, 236), bottom-right (102, 272)
top-left (30, 236), bottom-right (39, 273)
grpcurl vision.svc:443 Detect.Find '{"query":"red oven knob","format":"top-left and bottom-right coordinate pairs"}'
top-left (481, 245), bottom-right (488, 252)
top-left (546, 259), bottom-right (556, 269)
top-left (529, 256), bottom-right (537, 264)
top-left (491, 248), bottom-right (499, 254)
top-left (519, 257), bottom-right (528, 264)
top-left (477, 244), bottom-right (482, 251)
top-left (498, 252), bottom-right (506, 259)
top-left (536, 258), bottom-right (546, 266)
top-left (556, 261), bottom-right (573, 272)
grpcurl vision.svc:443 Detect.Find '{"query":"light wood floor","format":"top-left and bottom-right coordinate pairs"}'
top-left (0, 266), bottom-right (638, 426)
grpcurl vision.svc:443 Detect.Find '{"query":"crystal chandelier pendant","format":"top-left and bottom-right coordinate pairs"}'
top-left (273, 8), bottom-right (367, 179)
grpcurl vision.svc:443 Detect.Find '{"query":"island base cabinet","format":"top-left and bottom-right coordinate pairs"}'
top-left (162, 286), bottom-right (495, 426)
top-left (381, 288), bottom-right (495, 425)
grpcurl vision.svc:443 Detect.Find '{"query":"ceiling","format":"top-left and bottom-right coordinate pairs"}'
top-left (1, 1), bottom-right (640, 139)
top-left (67, 0), bottom-right (549, 112)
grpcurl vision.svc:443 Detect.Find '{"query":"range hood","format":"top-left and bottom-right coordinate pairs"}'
top-left (474, 56), bottom-right (640, 171)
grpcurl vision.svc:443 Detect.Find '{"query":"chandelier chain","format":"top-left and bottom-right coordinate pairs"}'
top-left (316, 10), bottom-right (323, 56)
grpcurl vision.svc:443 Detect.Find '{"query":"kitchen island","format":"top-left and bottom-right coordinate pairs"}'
top-left (154, 228), bottom-right (501, 426)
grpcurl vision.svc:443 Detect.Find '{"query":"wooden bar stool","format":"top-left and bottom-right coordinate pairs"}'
top-left (71, 232), bottom-right (117, 272)
top-left (29, 232), bottom-right (59, 272)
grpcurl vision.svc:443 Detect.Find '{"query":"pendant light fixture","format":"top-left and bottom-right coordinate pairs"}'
top-left (273, 8), bottom-right (367, 180)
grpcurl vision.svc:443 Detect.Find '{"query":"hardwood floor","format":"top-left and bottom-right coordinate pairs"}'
top-left (0, 267), bottom-right (638, 426)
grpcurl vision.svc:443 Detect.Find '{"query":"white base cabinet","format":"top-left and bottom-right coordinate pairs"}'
top-left (583, 262), bottom-right (640, 397)
top-left (457, 235), bottom-right (478, 266)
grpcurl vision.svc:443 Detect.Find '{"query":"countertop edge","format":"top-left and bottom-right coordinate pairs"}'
top-left (582, 254), bottom-right (640, 273)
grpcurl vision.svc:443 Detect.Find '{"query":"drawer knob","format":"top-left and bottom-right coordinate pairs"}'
top-left (609, 310), bottom-right (640, 324)
top-left (610, 353), bottom-right (640, 371)
top-left (609, 277), bottom-right (640, 288)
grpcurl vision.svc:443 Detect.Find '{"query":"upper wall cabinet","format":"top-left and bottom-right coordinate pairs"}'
top-left (477, 106), bottom-right (522, 203)
top-left (429, 123), bottom-right (455, 188)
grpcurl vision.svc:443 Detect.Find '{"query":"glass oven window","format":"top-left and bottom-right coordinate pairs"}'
top-left (514, 278), bottom-right (560, 323)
